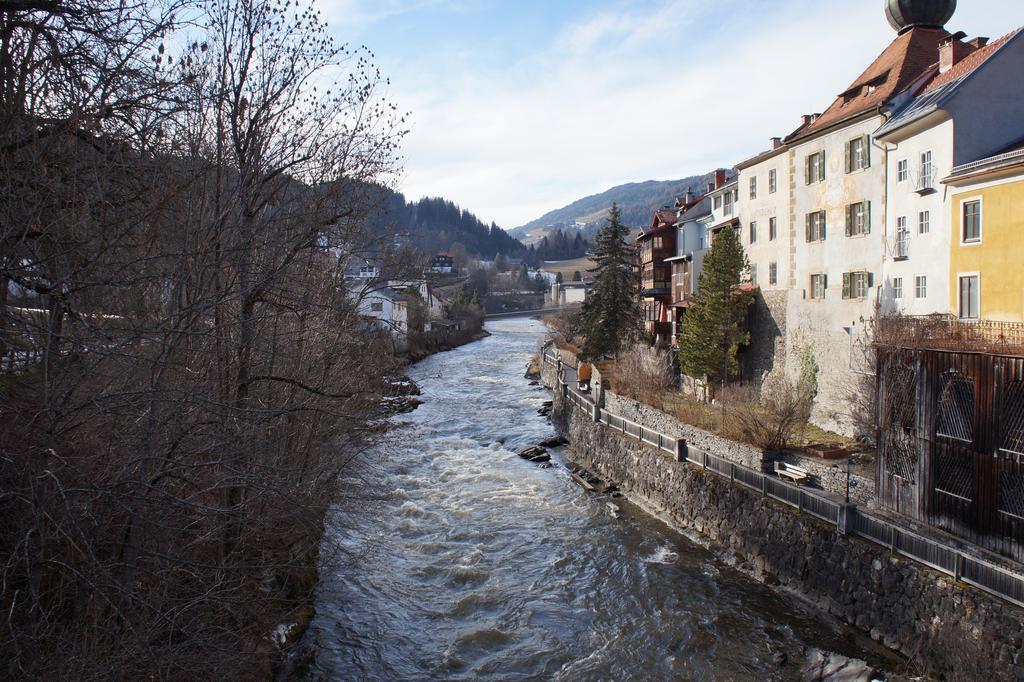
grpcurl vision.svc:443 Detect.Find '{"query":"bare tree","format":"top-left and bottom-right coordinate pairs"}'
top-left (0, 0), bottom-right (411, 677)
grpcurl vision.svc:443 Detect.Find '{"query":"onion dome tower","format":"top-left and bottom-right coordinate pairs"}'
top-left (885, 0), bottom-right (957, 34)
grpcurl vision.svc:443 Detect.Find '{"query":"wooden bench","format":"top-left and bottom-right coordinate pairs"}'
top-left (774, 461), bottom-right (809, 484)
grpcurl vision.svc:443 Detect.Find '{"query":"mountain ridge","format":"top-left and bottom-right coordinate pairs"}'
top-left (510, 172), bottom-right (720, 244)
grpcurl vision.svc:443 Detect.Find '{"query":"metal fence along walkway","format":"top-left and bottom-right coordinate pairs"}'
top-left (541, 348), bottom-right (1024, 609)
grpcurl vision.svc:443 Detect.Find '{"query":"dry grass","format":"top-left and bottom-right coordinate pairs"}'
top-left (652, 387), bottom-right (852, 450)
top-left (539, 256), bottom-right (596, 279)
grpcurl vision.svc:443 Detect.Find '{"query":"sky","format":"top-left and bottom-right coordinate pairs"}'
top-left (319, 0), bottom-right (1021, 229)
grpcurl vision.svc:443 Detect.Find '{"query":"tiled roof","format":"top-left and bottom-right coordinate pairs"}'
top-left (921, 29), bottom-right (1020, 93)
top-left (791, 26), bottom-right (950, 141)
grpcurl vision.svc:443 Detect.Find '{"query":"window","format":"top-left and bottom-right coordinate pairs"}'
top-left (959, 275), bottom-right (979, 319)
top-left (749, 263), bottom-right (758, 284)
top-left (895, 216), bottom-right (909, 258)
top-left (675, 270), bottom-right (685, 285)
top-left (749, 176), bottom-right (757, 199)
top-left (842, 271), bottom-right (871, 299)
top-left (897, 159), bottom-right (908, 183)
top-left (915, 275), bottom-right (927, 299)
top-left (769, 216), bottom-right (777, 241)
top-left (845, 201), bottom-right (871, 236)
top-left (806, 150), bottom-right (826, 184)
top-left (653, 236), bottom-right (664, 249)
top-left (920, 150), bottom-right (933, 187)
top-left (769, 262), bottom-right (778, 286)
top-left (749, 221), bottom-right (757, 244)
top-left (845, 135), bottom-right (870, 172)
top-left (370, 302), bottom-right (384, 312)
top-left (893, 277), bottom-right (903, 300)
top-left (962, 199), bottom-right (982, 243)
top-left (805, 210), bottom-right (826, 242)
top-left (810, 273), bottom-right (827, 300)
top-left (918, 210), bottom-right (930, 234)
top-left (769, 169), bottom-right (777, 194)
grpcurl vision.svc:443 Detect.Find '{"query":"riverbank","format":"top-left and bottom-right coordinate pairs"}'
top-left (401, 328), bottom-right (491, 365)
top-left (541, 359), bottom-right (1024, 680)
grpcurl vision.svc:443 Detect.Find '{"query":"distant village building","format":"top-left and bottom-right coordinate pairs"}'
top-left (428, 252), bottom-right (454, 274)
top-left (550, 281), bottom-right (588, 306)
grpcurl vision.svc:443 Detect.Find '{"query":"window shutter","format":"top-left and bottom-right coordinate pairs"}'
top-left (845, 205), bottom-right (852, 236)
top-left (805, 155), bottom-right (812, 185)
top-left (863, 135), bottom-right (871, 168)
top-left (805, 214), bottom-right (812, 242)
top-left (842, 272), bottom-right (851, 299)
top-left (820, 149), bottom-right (826, 179)
top-left (845, 140), bottom-right (852, 174)
top-left (868, 271), bottom-right (875, 288)
top-left (820, 211), bottom-right (826, 240)
top-left (823, 273), bottom-right (828, 290)
top-left (864, 200), bottom-right (871, 234)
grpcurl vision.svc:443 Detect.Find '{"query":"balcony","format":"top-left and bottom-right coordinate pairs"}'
top-left (642, 280), bottom-right (672, 297)
top-left (894, 229), bottom-right (909, 261)
top-left (912, 163), bottom-right (937, 195)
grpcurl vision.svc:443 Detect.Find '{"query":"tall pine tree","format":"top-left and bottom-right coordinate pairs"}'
top-left (579, 203), bottom-right (640, 360)
top-left (678, 226), bottom-right (754, 395)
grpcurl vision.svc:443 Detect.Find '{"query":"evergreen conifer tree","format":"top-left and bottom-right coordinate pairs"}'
top-left (678, 226), bottom-right (754, 395)
top-left (579, 203), bottom-right (640, 360)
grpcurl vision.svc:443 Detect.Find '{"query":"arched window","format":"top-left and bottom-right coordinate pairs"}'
top-left (881, 357), bottom-right (917, 481)
top-left (999, 381), bottom-right (1024, 458)
top-left (935, 371), bottom-right (974, 443)
top-left (934, 371), bottom-right (975, 501)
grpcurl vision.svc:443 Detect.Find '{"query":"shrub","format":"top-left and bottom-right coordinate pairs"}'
top-left (611, 344), bottom-right (676, 407)
top-left (731, 380), bottom-right (814, 451)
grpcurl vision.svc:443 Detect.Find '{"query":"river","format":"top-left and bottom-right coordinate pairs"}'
top-left (303, 317), bottom-right (892, 680)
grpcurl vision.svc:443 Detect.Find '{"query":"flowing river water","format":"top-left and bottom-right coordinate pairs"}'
top-left (303, 317), bottom-right (894, 680)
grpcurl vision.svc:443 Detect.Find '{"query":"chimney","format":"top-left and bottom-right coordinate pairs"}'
top-left (683, 190), bottom-right (693, 204)
top-left (770, 137), bottom-right (783, 150)
top-left (939, 32), bottom-right (971, 73)
top-left (968, 36), bottom-right (989, 49)
top-left (714, 169), bottom-right (727, 188)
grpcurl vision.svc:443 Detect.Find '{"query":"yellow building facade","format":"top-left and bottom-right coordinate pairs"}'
top-left (946, 150), bottom-right (1024, 322)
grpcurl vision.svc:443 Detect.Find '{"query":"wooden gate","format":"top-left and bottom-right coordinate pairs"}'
top-left (877, 348), bottom-right (1024, 562)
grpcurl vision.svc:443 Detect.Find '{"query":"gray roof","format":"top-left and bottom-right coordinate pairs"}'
top-left (875, 77), bottom-right (961, 137)
top-left (675, 196), bottom-right (711, 224)
top-left (374, 286), bottom-right (408, 302)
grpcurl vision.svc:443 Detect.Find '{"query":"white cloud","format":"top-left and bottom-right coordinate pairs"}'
top-left (324, 0), bottom-right (1024, 228)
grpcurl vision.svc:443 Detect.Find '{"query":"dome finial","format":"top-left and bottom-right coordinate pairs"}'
top-left (885, 0), bottom-right (956, 34)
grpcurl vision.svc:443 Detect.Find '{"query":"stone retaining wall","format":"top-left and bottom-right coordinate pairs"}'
top-left (552, 391), bottom-right (1024, 680)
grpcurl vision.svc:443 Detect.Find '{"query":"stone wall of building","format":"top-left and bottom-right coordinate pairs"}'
top-left (743, 288), bottom-right (789, 389)
top-left (552, 392), bottom-right (1024, 680)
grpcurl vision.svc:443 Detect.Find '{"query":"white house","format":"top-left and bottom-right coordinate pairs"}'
top-left (737, 137), bottom-right (792, 292)
top-left (875, 28), bottom-right (1024, 316)
top-left (550, 282), bottom-right (587, 306)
